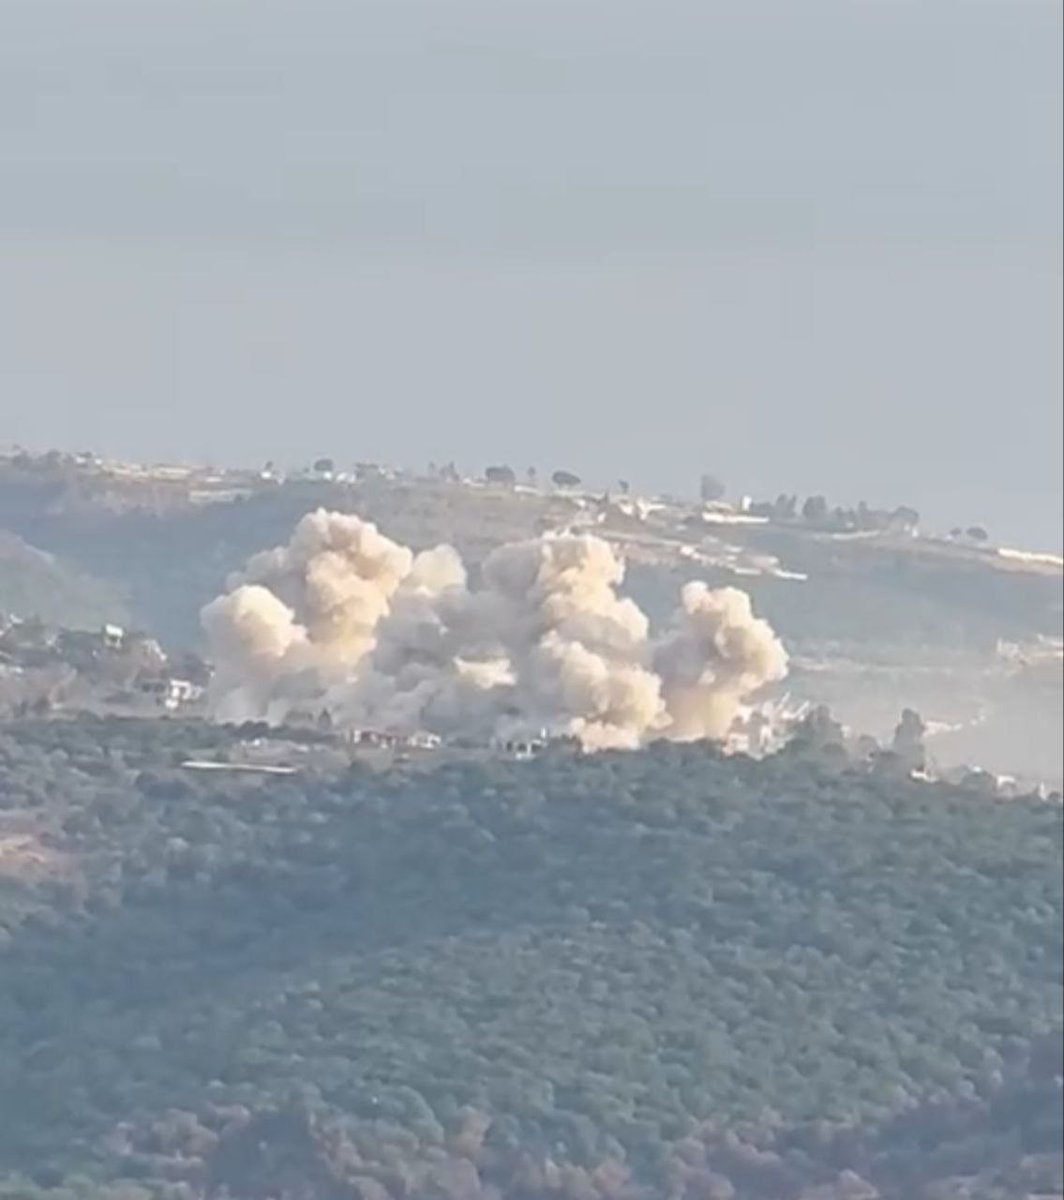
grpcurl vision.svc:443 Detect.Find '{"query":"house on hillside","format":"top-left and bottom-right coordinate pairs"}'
top-left (135, 675), bottom-right (204, 711)
top-left (102, 623), bottom-right (125, 650)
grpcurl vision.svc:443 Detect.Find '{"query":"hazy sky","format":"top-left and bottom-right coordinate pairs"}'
top-left (2, 0), bottom-right (1061, 547)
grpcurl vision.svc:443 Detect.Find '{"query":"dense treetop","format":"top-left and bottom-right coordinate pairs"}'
top-left (0, 717), bottom-right (1060, 1198)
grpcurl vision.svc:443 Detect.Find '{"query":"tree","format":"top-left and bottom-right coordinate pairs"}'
top-left (966, 526), bottom-right (989, 542)
top-left (802, 495), bottom-right (829, 523)
top-left (890, 506), bottom-right (920, 533)
top-left (700, 474), bottom-right (726, 503)
top-left (551, 470), bottom-right (581, 489)
top-left (787, 705), bottom-right (846, 761)
top-left (313, 458), bottom-right (335, 476)
top-left (773, 494), bottom-right (798, 521)
top-left (892, 707), bottom-right (926, 772)
top-left (485, 465), bottom-right (516, 487)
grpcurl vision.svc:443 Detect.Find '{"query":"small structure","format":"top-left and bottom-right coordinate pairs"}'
top-left (405, 730), bottom-right (442, 750)
top-left (346, 728), bottom-right (402, 750)
top-left (101, 623), bottom-right (125, 650)
top-left (136, 676), bottom-right (203, 711)
top-left (495, 735), bottom-right (546, 760)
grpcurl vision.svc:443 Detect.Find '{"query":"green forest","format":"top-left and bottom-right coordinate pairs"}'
top-left (0, 717), bottom-right (1060, 1199)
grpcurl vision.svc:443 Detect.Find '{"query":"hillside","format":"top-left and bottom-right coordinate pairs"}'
top-left (0, 717), bottom-right (1060, 1198)
top-left (1, 455), bottom-right (1059, 654)
top-left (0, 533), bottom-right (129, 631)
top-left (0, 453), bottom-right (1061, 779)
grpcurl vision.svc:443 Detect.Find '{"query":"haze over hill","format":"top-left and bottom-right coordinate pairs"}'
top-left (3, 0), bottom-right (1062, 550)
top-left (0, 448), bottom-right (1060, 783)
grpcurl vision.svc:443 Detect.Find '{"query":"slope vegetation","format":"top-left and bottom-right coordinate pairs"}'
top-left (0, 718), bottom-right (1060, 1198)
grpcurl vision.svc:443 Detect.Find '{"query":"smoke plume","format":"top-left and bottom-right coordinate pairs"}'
top-left (201, 510), bottom-right (788, 749)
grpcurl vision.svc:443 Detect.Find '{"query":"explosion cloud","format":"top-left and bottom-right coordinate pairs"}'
top-left (201, 510), bottom-right (788, 749)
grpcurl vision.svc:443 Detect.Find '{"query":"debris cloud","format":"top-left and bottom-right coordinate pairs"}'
top-left (202, 510), bottom-right (788, 748)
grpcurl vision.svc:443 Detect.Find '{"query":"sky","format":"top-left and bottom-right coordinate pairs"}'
top-left (2, 0), bottom-right (1061, 548)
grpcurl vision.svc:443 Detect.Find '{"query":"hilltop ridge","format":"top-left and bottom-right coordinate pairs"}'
top-left (0, 448), bottom-right (1060, 783)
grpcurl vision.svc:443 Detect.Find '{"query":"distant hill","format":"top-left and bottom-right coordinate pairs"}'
top-left (0, 466), bottom-right (568, 648)
top-left (0, 453), bottom-right (1059, 781)
top-left (0, 532), bottom-right (128, 630)
top-left (1, 457), bottom-right (1059, 654)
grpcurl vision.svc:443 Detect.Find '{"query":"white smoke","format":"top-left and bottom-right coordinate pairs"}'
top-left (200, 585), bottom-right (308, 723)
top-left (201, 510), bottom-right (788, 750)
top-left (654, 582), bottom-right (790, 741)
